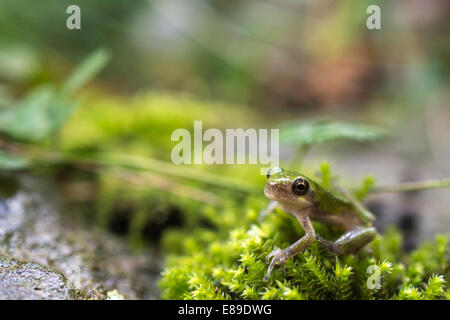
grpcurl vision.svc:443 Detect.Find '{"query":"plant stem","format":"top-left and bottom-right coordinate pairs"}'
top-left (370, 178), bottom-right (450, 193)
top-left (3, 139), bottom-right (258, 194)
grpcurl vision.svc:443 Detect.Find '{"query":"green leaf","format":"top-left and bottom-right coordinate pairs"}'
top-left (0, 85), bottom-right (78, 142)
top-left (0, 85), bottom-right (56, 141)
top-left (279, 119), bottom-right (386, 146)
top-left (0, 48), bottom-right (110, 142)
top-left (0, 150), bottom-right (30, 170)
top-left (60, 48), bottom-right (111, 97)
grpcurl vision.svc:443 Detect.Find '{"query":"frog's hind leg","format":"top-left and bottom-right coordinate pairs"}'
top-left (315, 227), bottom-right (377, 255)
top-left (264, 216), bottom-right (316, 281)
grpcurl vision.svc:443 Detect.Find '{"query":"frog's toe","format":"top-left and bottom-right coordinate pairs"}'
top-left (264, 248), bottom-right (289, 281)
top-left (272, 251), bottom-right (288, 264)
top-left (265, 246), bottom-right (281, 263)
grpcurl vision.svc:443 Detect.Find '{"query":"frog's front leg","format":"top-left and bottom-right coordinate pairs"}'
top-left (258, 200), bottom-right (279, 221)
top-left (264, 216), bottom-right (316, 281)
top-left (315, 226), bottom-right (377, 255)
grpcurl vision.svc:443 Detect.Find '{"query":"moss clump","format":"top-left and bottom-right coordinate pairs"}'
top-left (159, 204), bottom-right (449, 300)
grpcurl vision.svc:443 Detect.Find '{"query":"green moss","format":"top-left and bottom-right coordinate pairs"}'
top-left (159, 204), bottom-right (449, 300)
top-left (59, 91), bottom-right (260, 159)
top-left (54, 90), bottom-right (267, 248)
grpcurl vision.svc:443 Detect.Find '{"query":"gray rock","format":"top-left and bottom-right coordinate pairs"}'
top-left (0, 256), bottom-right (88, 300)
top-left (0, 174), bottom-right (161, 299)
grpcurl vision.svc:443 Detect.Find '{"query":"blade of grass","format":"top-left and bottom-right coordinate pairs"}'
top-left (106, 167), bottom-right (221, 205)
top-left (60, 48), bottom-right (111, 97)
top-left (89, 152), bottom-right (258, 194)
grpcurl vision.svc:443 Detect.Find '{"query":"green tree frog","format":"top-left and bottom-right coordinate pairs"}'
top-left (263, 167), bottom-right (377, 280)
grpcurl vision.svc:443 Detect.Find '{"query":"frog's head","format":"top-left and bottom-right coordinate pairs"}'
top-left (264, 167), bottom-right (315, 209)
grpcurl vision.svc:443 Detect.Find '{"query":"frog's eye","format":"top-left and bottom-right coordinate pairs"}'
top-left (292, 178), bottom-right (309, 196)
top-left (266, 168), bottom-right (271, 179)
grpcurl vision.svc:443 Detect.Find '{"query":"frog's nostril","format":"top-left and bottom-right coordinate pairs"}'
top-left (267, 167), bottom-right (282, 179)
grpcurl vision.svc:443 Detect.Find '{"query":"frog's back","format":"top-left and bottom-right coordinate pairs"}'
top-left (310, 182), bottom-right (375, 231)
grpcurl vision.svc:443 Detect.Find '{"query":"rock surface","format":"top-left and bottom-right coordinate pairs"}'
top-left (0, 256), bottom-right (88, 299)
top-left (0, 174), bottom-right (161, 299)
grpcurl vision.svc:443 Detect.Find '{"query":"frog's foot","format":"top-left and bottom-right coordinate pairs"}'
top-left (265, 246), bottom-right (281, 263)
top-left (264, 247), bottom-right (289, 281)
top-left (263, 216), bottom-right (316, 281)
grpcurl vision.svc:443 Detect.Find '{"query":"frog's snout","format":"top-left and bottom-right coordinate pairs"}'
top-left (264, 180), bottom-right (288, 201)
top-left (264, 182), bottom-right (279, 201)
top-left (263, 182), bottom-right (272, 199)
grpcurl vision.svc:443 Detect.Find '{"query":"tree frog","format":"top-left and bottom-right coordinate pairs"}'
top-left (262, 167), bottom-right (377, 280)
